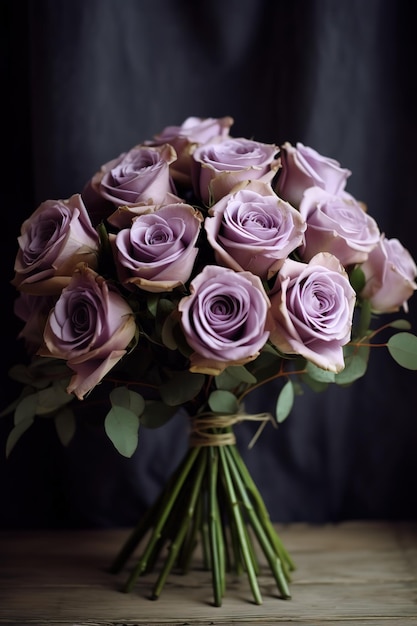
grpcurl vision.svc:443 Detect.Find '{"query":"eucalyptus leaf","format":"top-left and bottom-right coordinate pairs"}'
top-left (389, 319), bottom-right (412, 330)
top-left (336, 344), bottom-right (370, 385)
top-left (36, 379), bottom-right (73, 415)
top-left (161, 313), bottom-right (178, 350)
top-left (387, 332), bottom-right (417, 370)
top-left (276, 380), bottom-right (294, 423)
top-left (6, 417), bottom-right (34, 458)
top-left (14, 394), bottom-right (37, 424)
top-left (159, 371), bottom-right (205, 406)
top-left (349, 266), bottom-right (366, 293)
top-left (55, 407), bottom-right (76, 446)
top-left (104, 406), bottom-right (140, 458)
top-left (215, 369), bottom-right (242, 391)
top-left (305, 361), bottom-right (336, 383)
top-left (110, 387), bottom-right (145, 416)
top-left (300, 372), bottom-right (329, 392)
top-left (224, 365), bottom-right (257, 385)
top-left (140, 401), bottom-right (177, 428)
top-left (208, 389), bottom-right (239, 415)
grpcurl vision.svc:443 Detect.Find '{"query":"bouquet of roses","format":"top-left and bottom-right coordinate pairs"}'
top-left (4, 115), bottom-right (417, 605)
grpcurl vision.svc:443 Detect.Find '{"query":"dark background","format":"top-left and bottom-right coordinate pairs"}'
top-left (1, 0), bottom-right (416, 529)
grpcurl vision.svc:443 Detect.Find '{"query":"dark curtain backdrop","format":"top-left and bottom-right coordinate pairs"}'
top-left (1, 0), bottom-right (417, 528)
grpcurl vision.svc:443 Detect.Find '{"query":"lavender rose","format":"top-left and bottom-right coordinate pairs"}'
top-left (205, 180), bottom-right (306, 280)
top-left (40, 264), bottom-right (137, 400)
top-left (148, 116), bottom-right (234, 186)
top-left (192, 137), bottom-right (280, 205)
top-left (275, 142), bottom-right (351, 208)
top-left (89, 143), bottom-right (177, 208)
top-left (269, 253), bottom-right (356, 372)
top-left (111, 203), bottom-right (203, 293)
top-left (360, 235), bottom-right (417, 313)
top-left (178, 265), bottom-right (271, 375)
top-left (298, 187), bottom-right (380, 266)
top-left (12, 194), bottom-right (99, 296)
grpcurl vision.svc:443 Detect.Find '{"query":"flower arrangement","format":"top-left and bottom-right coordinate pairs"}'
top-left (4, 115), bottom-right (417, 606)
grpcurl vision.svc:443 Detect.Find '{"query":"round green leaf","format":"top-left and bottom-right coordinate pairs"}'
top-left (306, 361), bottom-right (336, 383)
top-left (159, 371), bottom-right (205, 406)
top-left (336, 345), bottom-right (370, 385)
top-left (387, 332), bottom-right (417, 370)
top-left (110, 387), bottom-right (145, 416)
top-left (276, 380), bottom-right (294, 423)
top-left (208, 389), bottom-right (239, 414)
top-left (104, 406), bottom-right (140, 458)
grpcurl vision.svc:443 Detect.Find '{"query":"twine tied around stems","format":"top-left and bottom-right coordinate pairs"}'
top-left (189, 411), bottom-right (276, 449)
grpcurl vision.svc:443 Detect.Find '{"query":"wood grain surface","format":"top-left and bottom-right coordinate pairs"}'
top-left (0, 521), bottom-right (416, 625)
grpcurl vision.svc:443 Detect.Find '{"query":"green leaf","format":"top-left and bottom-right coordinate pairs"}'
top-left (387, 332), bottom-right (417, 370)
top-left (300, 372), bottom-right (329, 392)
top-left (6, 417), bottom-right (34, 457)
top-left (109, 387), bottom-right (145, 416)
top-left (224, 365), bottom-right (257, 385)
top-left (276, 380), bottom-right (294, 423)
top-left (104, 406), bottom-right (140, 458)
top-left (335, 344), bottom-right (370, 385)
top-left (159, 371), bottom-right (205, 406)
top-left (305, 361), bottom-right (336, 383)
top-left (140, 401), bottom-right (177, 428)
top-left (14, 394), bottom-right (37, 424)
top-left (208, 389), bottom-right (239, 414)
top-left (36, 379), bottom-right (73, 415)
top-left (215, 368), bottom-right (242, 391)
top-left (389, 319), bottom-right (412, 330)
top-left (55, 407), bottom-right (76, 446)
top-left (349, 266), bottom-right (366, 293)
top-left (161, 313), bottom-right (178, 350)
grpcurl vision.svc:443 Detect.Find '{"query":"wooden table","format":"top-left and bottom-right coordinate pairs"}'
top-left (0, 521), bottom-right (416, 625)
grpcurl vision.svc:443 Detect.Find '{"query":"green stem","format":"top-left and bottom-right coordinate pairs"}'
top-left (208, 446), bottom-right (224, 606)
top-left (122, 446), bottom-right (200, 593)
top-left (218, 446), bottom-right (263, 605)
top-left (224, 445), bottom-right (291, 598)
top-left (151, 447), bottom-right (207, 599)
top-left (229, 444), bottom-right (295, 574)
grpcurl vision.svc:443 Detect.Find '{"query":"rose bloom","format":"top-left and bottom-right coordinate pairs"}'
top-left (106, 192), bottom-right (183, 230)
top-left (269, 253), bottom-right (356, 373)
top-left (110, 203), bottom-right (203, 293)
top-left (192, 137), bottom-right (280, 205)
top-left (12, 194), bottom-right (99, 296)
top-left (178, 265), bottom-right (271, 375)
top-left (88, 143), bottom-right (178, 208)
top-left (298, 187), bottom-right (380, 266)
top-left (40, 264), bottom-right (137, 400)
top-left (147, 116), bottom-right (234, 187)
top-left (275, 142), bottom-right (351, 208)
top-left (360, 235), bottom-right (417, 313)
top-left (205, 180), bottom-right (306, 280)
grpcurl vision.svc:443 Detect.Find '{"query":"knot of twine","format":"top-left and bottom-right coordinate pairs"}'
top-left (189, 411), bottom-right (275, 449)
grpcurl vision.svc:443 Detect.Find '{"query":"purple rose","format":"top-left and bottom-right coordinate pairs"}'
top-left (205, 180), bottom-right (306, 280)
top-left (360, 235), bottom-right (417, 313)
top-left (147, 116), bottom-right (234, 187)
top-left (106, 192), bottom-right (184, 230)
top-left (192, 137), bottom-right (280, 205)
top-left (269, 253), bottom-right (356, 372)
top-left (298, 187), bottom-right (380, 266)
top-left (90, 143), bottom-right (177, 208)
top-left (178, 265), bottom-right (271, 374)
top-left (40, 264), bottom-right (137, 400)
top-left (12, 194), bottom-right (99, 295)
top-left (111, 203), bottom-right (203, 292)
top-left (275, 142), bottom-right (351, 208)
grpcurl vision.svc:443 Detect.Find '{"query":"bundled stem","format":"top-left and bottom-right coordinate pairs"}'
top-left (110, 419), bottom-right (295, 606)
